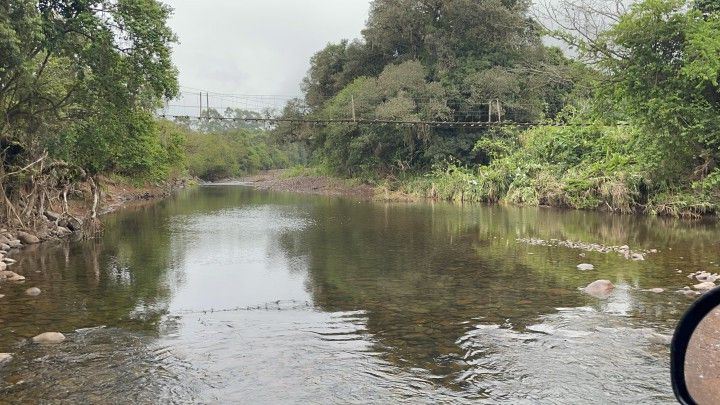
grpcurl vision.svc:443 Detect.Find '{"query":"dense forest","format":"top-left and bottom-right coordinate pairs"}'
top-left (276, 0), bottom-right (720, 217)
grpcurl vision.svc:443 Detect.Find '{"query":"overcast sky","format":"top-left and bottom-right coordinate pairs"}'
top-left (163, 0), bottom-right (371, 97)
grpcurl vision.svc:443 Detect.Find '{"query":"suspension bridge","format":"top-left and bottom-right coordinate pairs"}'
top-left (157, 87), bottom-right (583, 128)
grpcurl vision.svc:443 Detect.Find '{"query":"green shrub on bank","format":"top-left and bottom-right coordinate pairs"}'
top-left (184, 128), bottom-right (291, 181)
top-left (400, 120), bottom-right (720, 217)
top-left (50, 111), bottom-right (187, 181)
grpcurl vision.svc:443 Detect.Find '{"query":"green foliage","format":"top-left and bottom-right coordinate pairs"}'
top-left (184, 128), bottom-right (291, 181)
top-left (596, 0), bottom-right (720, 181)
top-left (403, 121), bottom-right (652, 211)
top-left (311, 63), bottom-right (452, 176)
top-left (289, 0), bottom-right (720, 217)
top-left (0, 0), bottom-right (179, 180)
top-left (286, 0), bottom-right (578, 177)
top-left (52, 111), bottom-right (185, 181)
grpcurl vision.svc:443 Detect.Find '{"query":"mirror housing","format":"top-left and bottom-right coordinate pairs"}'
top-left (671, 286), bottom-right (720, 405)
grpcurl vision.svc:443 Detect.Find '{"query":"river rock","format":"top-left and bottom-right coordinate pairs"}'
top-left (16, 231), bottom-right (39, 244)
top-left (648, 288), bottom-right (665, 293)
top-left (692, 271), bottom-right (719, 283)
top-left (577, 263), bottom-right (595, 271)
top-left (0, 353), bottom-right (12, 365)
top-left (0, 243), bottom-right (8, 251)
top-left (59, 217), bottom-right (82, 232)
top-left (56, 226), bottom-right (72, 237)
top-left (582, 280), bottom-right (615, 299)
top-left (31, 332), bottom-right (65, 344)
top-left (44, 211), bottom-right (61, 222)
top-left (0, 262), bottom-right (6, 272)
top-left (0, 271), bottom-right (25, 282)
top-left (631, 253), bottom-right (645, 261)
top-left (694, 282), bottom-right (716, 291)
top-left (25, 287), bottom-right (41, 296)
top-left (3, 258), bottom-right (15, 265)
top-left (8, 240), bottom-right (21, 249)
top-left (0, 235), bottom-right (9, 245)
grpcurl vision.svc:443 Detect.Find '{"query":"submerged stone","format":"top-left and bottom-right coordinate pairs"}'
top-left (25, 287), bottom-right (41, 296)
top-left (577, 263), bottom-right (595, 271)
top-left (32, 332), bottom-right (65, 344)
top-left (582, 280), bottom-right (615, 299)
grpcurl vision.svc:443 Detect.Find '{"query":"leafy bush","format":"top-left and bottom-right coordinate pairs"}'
top-left (184, 129), bottom-right (290, 181)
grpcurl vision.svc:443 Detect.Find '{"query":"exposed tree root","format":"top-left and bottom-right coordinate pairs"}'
top-left (1, 148), bottom-right (103, 238)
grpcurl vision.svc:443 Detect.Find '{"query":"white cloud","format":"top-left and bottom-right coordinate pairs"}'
top-left (164, 0), bottom-right (371, 96)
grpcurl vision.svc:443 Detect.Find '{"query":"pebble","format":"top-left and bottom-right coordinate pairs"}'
top-left (577, 263), bottom-right (595, 271)
top-left (0, 353), bottom-right (12, 365)
top-left (25, 287), bottom-right (41, 296)
top-left (31, 332), bottom-right (65, 344)
top-left (693, 281), bottom-right (716, 291)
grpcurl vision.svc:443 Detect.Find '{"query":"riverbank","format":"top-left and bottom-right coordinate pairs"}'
top-left (0, 177), bottom-right (191, 256)
top-left (239, 168), bottom-right (718, 219)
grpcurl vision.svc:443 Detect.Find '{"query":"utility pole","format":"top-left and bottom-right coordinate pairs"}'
top-left (199, 91), bottom-right (203, 115)
top-left (206, 92), bottom-right (210, 113)
top-left (351, 94), bottom-right (356, 122)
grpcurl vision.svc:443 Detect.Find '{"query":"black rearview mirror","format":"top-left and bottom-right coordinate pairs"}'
top-left (672, 286), bottom-right (720, 405)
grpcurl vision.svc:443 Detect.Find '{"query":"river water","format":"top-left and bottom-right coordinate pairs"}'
top-left (0, 185), bottom-right (718, 403)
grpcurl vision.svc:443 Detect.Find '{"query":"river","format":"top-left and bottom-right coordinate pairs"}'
top-left (0, 185), bottom-right (717, 403)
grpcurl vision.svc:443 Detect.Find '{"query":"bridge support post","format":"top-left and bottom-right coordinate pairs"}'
top-left (351, 94), bottom-right (356, 122)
